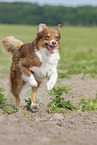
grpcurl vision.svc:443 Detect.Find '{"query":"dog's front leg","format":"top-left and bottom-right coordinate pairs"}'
top-left (47, 71), bottom-right (58, 91)
top-left (19, 59), bottom-right (37, 87)
top-left (31, 82), bottom-right (41, 109)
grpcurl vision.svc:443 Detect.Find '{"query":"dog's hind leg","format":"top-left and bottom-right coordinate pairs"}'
top-left (13, 80), bottom-right (24, 108)
top-left (10, 72), bottom-right (24, 108)
top-left (15, 95), bottom-right (20, 108)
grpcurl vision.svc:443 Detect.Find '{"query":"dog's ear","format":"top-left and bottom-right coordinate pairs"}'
top-left (56, 24), bottom-right (62, 31)
top-left (37, 23), bottom-right (48, 33)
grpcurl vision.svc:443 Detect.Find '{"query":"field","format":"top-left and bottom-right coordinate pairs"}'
top-left (0, 25), bottom-right (97, 145)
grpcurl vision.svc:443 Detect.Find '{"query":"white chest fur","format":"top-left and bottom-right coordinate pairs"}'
top-left (29, 48), bottom-right (60, 81)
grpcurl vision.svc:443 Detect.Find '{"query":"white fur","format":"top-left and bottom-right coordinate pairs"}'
top-left (29, 48), bottom-right (60, 90)
top-left (22, 74), bottom-right (37, 87)
top-left (31, 101), bottom-right (38, 109)
top-left (50, 39), bottom-right (57, 46)
top-left (35, 50), bottom-right (42, 62)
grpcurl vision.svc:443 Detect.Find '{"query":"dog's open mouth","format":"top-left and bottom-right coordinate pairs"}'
top-left (46, 44), bottom-right (55, 53)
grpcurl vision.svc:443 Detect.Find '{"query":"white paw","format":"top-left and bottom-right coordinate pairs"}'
top-left (31, 102), bottom-right (38, 109)
top-left (47, 81), bottom-right (54, 91)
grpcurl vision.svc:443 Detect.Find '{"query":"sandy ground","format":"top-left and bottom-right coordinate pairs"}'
top-left (0, 74), bottom-right (97, 145)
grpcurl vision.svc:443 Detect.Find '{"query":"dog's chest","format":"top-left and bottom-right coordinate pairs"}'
top-left (29, 49), bottom-right (60, 81)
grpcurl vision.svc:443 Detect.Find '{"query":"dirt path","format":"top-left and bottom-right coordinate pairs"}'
top-left (0, 75), bottom-right (97, 145)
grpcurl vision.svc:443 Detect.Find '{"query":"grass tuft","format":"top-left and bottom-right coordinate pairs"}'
top-left (0, 87), bottom-right (6, 105)
top-left (2, 104), bottom-right (18, 114)
top-left (48, 86), bottom-right (97, 113)
top-left (48, 86), bottom-right (78, 113)
top-left (78, 95), bottom-right (97, 111)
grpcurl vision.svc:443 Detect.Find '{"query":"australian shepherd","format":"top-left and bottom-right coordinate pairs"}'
top-left (1, 24), bottom-right (61, 109)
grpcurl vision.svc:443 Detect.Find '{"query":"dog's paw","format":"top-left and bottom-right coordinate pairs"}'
top-left (47, 81), bottom-right (54, 91)
top-left (31, 102), bottom-right (38, 111)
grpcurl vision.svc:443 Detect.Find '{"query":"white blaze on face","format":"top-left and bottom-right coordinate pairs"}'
top-left (50, 39), bottom-right (57, 46)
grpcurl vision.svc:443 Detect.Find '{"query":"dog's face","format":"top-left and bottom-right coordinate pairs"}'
top-left (36, 24), bottom-right (61, 53)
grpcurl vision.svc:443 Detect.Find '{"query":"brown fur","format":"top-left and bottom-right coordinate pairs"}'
top-left (1, 36), bottom-right (23, 54)
top-left (10, 42), bottom-right (42, 107)
top-left (1, 24), bottom-right (61, 108)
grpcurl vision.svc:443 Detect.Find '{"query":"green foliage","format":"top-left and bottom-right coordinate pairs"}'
top-left (24, 98), bottom-right (31, 110)
top-left (0, 87), bottom-right (6, 105)
top-left (48, 86), bottom-right (78, 113)
top-left (2, 104), bottom-right (18, 114)
top-left (0, 3), bottom-right (97, 26)
top-left (24, 98), bottom-right (41, 110)
top-left (78, 95), bottom-right (97, 111)
top-left (0, 87), bottom-right (18, 114)
top-left (22, 109), bottom-right (32, 118)
top-left (0, 87), bottom-right (5, 92)
top-left (49, 86), bottom-right (71, 96)
top-left (48, 86), bottom-right (97, 113)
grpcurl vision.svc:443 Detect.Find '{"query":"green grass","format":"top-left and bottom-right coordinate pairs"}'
top-left (0, 87), bottom-right (18, 114)
top-left (0, 24), bottom-right (37, 78)
top-left (59, 26), bottom-right (97, 78)
top-left (0, 25), bottom-right (97, 78)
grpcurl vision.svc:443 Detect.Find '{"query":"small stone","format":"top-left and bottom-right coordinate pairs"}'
top-left (0, 116), bottom-right (4, 122)
top-left (49, 117), bottom-right (53, 120)
top-left (31, 121), bottom-right (35, 124)
top-left (53, 113), bottom-right (64, 120)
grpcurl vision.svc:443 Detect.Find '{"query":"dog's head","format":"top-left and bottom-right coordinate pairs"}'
top-left (36, 24), bottom-right (61, 53)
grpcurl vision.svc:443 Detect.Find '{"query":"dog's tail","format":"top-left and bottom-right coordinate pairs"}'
top-left (1, 36), bottom-right (23, 55)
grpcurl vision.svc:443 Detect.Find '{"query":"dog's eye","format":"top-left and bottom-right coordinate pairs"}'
top-left (45, 35), bottom-right (50, 39)
top-left (55, 35), bottom-right (59, 40)
top-left (56, 36), bottom-right (59, 39)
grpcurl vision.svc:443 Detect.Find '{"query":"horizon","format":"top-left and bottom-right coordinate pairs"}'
top-left (0, 0), bottom-right (97, 7)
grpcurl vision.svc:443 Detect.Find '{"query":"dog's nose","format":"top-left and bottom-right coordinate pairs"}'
top-left (52, 40), bottom-right (56, 45)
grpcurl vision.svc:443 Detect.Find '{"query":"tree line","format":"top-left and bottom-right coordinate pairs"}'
top-left (0, 2), bottom-right (97, 26)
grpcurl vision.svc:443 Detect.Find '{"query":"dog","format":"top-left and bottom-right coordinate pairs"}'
top-left (1, 24), bottom-right (61, 109)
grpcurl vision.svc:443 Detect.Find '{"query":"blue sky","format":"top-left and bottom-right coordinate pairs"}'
top-left (0, 0), bottom-right (97, 7)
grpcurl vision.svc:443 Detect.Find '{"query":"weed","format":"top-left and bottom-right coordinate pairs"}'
top-left (2, 104), bottom-right (18, 114)
top-left (0, 87), bottom-right (6, 105)
top-left (48, 86), bottom-right (78, 113)
top-left (22, 109), bottom-right (32, 118)
top-left (48, 86), bottom-right (97, 113)
top-left (78, 95), bottom-right (97, 111)
top-left (0, 87), bottom-right (5, 92)
top-left (24, 98), bottom-right (32, 110)
top-left (49, 86), bottom-right (71, 96)
top-left (0, 87), bottom-right (18, 114)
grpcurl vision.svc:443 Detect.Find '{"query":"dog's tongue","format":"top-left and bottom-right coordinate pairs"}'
top-left (47, 45), bottom-right (55, 53)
